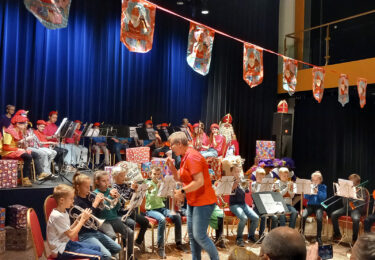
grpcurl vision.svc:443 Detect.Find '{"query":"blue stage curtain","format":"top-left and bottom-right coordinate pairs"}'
top-left (0, 0), bottom-right (279, 167)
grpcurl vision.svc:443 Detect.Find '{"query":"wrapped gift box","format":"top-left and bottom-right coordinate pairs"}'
top-left (7, 205), bottom-right (27, 229)
top-left (5, 226), bottom-right (31, 250)
top-left (126, 147), bottom-right (150, 164)
top-left (0, 160), bottom-right (18, 189)
top-left (116, 161), bottom-right (143, 182)
top-left (141, 162), bottom-right (152, 179)
top-left (151, 158), bottom-right (174, 176)
top-left (0, 230), bottom-right (5, 254)
top-left (206, 157), bottom-right (222, 178)
top-left (0, 208), bottom-right (5, 231)
top-left (255, 140), bottom-right (275, 159)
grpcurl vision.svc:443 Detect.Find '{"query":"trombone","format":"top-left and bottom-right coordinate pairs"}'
top-left (69, 205), bottom-right (105, 230)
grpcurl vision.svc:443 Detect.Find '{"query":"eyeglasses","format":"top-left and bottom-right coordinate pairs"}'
top-left (16, 122), bottom-right (27, 125)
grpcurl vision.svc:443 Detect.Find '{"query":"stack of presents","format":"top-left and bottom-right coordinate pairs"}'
top-left (0, 160), bottom-right (18, 189)
top-left (105, 147), bottom-right (174, 181)
top-left (0, 204), bottom-right (31, 255)
top-left (103, 141), bottom-right (276, 181)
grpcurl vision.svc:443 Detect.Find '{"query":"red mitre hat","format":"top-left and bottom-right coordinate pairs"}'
top-left (93, 122), bottom-right (101, 127)
top-left (161, 123), bottom-right (168, 127)
top-left (145, 120), bottom-right (153, 125)
top-left (74, 120), bottom-right (82, 124)
top-left (221, 114), bottom-right (232, 124)
top-left (192, 123), bottom-right (199, 128)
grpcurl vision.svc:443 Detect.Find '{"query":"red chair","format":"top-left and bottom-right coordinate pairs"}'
top-left (44, 195), bottom-right (78, 242)
top-left (140, 197), bottom-right (158, 253)
top-left (340, 189), bottom-right (370, 239)
top-left (27, 208), bottom-right (89, 260)
top-left (44, 195), bottom-right (57, 223)
top-left (222, 195), bottom-right (238, 235)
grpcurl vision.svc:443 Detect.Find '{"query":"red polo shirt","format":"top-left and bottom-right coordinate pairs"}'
top-left (179, 148), bottom-right (217, 206)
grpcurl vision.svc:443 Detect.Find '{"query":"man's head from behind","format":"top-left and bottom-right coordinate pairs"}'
top-left (260, 227), bottom-right (306, 260)
top-left (351, 233), bottom-right (375, 260)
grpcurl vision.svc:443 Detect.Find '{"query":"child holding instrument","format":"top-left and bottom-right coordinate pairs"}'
top-left (111, 166), bottom-right (150, 250)
top-left (92, 171), bottom-right (135, 260)
top-left (275, 167), bottom-right (298, 228)
top-left (301, 171), bottom-right (327, 245)
top-left (47, 184), bottom-right (103, 259)
top-left (145, 167), bottom-right (185, 259)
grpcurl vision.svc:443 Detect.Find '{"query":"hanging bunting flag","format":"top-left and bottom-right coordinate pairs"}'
top-left (186, 22), bottom-right (215, 76)
top-left (282, 58), bottom-right (298, 95)
top-left (121, 0), bottom-right (156, 53)
top-left (338, 74), bottom-right (349, 107)
top-left (312, 67), bottom-right (325, 103)
top-left (24, 0), bottom-right (71, 29)
top-left (243, 44), bottom-right (263, 88)
top-left (357, 78), bottom-right (367, 108)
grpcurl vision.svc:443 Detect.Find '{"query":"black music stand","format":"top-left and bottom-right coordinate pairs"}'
top-left (252, 191), bottom-right (289, 245)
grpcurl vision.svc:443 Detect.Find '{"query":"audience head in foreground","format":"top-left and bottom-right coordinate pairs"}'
top-left (260, 227), bottom-right (306, 260)
top-left (351, 233), bottom-right (375, 260)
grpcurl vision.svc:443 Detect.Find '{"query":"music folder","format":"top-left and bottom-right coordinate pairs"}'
top-left (252, 191), bottom-right (289, 216)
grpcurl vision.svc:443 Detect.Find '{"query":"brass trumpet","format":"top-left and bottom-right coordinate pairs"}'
top-left (69, 205), bottom-right (105, 230)
top-left (88, 192), bottom-right (118, 210)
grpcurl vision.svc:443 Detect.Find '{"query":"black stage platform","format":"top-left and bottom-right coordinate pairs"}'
top-left (0, 170), bottom-right (94, 237)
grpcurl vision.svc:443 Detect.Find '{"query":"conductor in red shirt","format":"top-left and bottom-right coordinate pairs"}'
top-left (167, 132), bottom-right (219, 260)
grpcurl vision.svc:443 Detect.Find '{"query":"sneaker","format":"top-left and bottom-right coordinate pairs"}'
top-left (332, 233), bottom-right (342, 242)
top-left (217, 239), bottom-right (226, 249)
top-left (247, 236), bottom-right (256, 243)
top-left (236, 239), bottom-right (245, 247)
top-left (157, 248), bottom-right (166, 259)
top-left (22, 177), bottom-right (32, 187)
top-left (38, 172), bottom-right (51, 181)
top-left (135, 241), bottom-right (145, 253)
top-left (176, 243), bottom-right (188, 252)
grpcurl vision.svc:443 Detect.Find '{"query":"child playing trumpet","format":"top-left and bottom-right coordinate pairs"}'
top-left (251, 167), bottom-right (278, 238)
top-left (92, 171), bottom-right (135, 260)
top-left (111, 166), bottom-right (150, 250)
top-left (47, 184), bottom-right (103, 259)
top-left (301, 171), bottom-right (327, 245)
top-left (72, 173), bottom-right (121, 259)
top-left (275, 167), bottom-right (298, 229)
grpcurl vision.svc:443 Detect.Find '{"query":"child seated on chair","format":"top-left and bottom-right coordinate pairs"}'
top-left (111, 166), bottom-right (150, 251)
top-left (92, 171), bottom-right (135, 260)
top-left (229, 162), bottom-right (259, 247)
top-left (275, 167), bottom-right (298, 229)
top-left (145, 167), bottom-right (185, 259)
top-left (251, 167), bottom-right (278, 239)
top-left (301, 171), bottom-right (327, 245)
top-left (46, 184), bottom-right (103, 260)
top-left (72, 172), bottom-right (121, 259)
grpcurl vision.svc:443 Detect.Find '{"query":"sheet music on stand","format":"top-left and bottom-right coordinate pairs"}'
top-left (65, 122), bottom-right (78, 139)
top-left (214, 176), bottom-right (235, 195)
top-left (146, 128), bottom-right (156, 140)
top-left (252, 191), bottom-right (288, 215)
top-left (129, 127), bottom-right (138, 139)
top-left (158, 175), bottom-right (176, 198)
top-left (259, 178), bottom-right (275, 192)
top-left (54, 118), bottom-right (68, 137)
top-left (81, 123), bottom-right (90, 136)
top-left (335, 179), bottom-right (361, 200)
top-left (86, 128), bottom-right (99, 137)
top-left (295, 179), bottom-right (316, 195)
top-left (180, 127), bottom-right (192, 141)
top-left (126, 183), bottom-right (149, 210)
